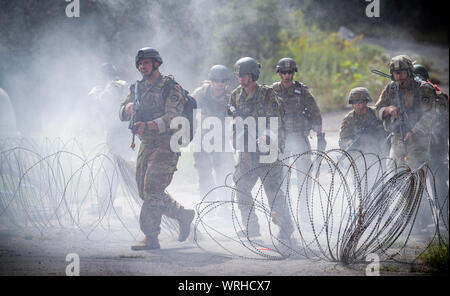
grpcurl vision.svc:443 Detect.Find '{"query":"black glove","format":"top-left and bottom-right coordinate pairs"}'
top-left (317, 132), bottom-right (327, 152)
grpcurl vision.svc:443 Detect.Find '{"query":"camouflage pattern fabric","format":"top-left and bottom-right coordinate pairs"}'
top-left (375, 79), bottom-right (437, 170)
top-left (119, 75), bottom-right (188, 239)
top-left (228, 83), bottom-right (293, 237)
top-left (339, 107), bottom-right (388, 155)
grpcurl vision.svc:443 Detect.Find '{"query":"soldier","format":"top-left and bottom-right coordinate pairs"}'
top-left (89, 63), bottom-right (130, 154)
top-left (119, 47), bottom-right (195, 250)
top-left (88, 63), bottom-right (132, 217)
top-left (339, 87), bottom-right (389, 189)
top-left (192, 65), bottom-right (235, 199)
top-left (375, 55), bottom-right (437, 171)
top-left (271, 57), bottom-right (325, 223)
top-left (228, 57), bottom-right (294, 243)
top-left (339, 87), bottom-right (388, 156)
top-left (413, 64), bottom-right (448, 225)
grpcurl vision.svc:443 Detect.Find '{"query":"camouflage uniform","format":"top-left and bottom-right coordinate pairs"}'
top-left (89, 79), bottom-right (131, 157)
top-left (89, 78), bottom-right (131, 217)
top-left (429, 85), bottom-right (449, 224)
top-left (376, 79), bottom-right (437, 170)
top-left (228, 83), bottom-right (293, 238)
top-left (120, 75), bottom-right (191, 242)
top-left (339, 107), bottom-right (386, 152)
top-left (272, 81), bottom-right (322, 222)
top-left (414, 64), bottom-right (449, 226)
top-left (272, 81), bottom-right (322, 165)
top-left (375, 56), bottom-right (437, 170)
top-left (339, 88), bottom-right (388, 156)
top-left (192, 81), bottom-right (235, 196)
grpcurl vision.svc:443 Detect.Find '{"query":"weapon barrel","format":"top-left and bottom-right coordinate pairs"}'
top-left (371, 69), bottom-right (392, 80)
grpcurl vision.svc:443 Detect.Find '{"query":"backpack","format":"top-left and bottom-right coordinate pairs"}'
top-left (162, 76), bottom-right (197, 146)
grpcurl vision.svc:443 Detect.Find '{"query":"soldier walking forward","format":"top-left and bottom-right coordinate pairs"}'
top-left (120, 47), bottom-right (195, 250)
top-left (375, 55), bottom-right (437, 171)
top-left (228, 57), bottom-right (294, 243)
top-left (271, 57), bottom-right (325, 223)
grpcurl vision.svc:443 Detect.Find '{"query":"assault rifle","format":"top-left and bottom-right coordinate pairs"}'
top-left (371, 69), bottom-right (409, 163)
top-left (227, 103), bottom-right (261, 151)
top-left (345, 124), bottom-right (369, 152)
top-left (392, 82), bottom-right (409, 163)
top-left (128, 80), bottom-right (141, 150)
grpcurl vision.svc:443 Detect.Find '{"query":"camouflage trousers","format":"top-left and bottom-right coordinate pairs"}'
top-left (233, 151), bottom-right (294, 237)
top-left (280, 133), bottom-right (312, 223)
top-left (193, 151), bottom-right (235, 197)
top-left (430, 135), bottom-right (449, 225)
top-left (136, 143), bottom-right (184, 239)
top-left (388, 133), bottom-right (431, 171)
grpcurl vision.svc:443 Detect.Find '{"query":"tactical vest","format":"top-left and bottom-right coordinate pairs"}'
top-left (386, 79), bottom-right (422, 132)
top-left (130, 76), bottom-right (167, 123)
top-left (273, 81), bottom-right (311, 132)
top-left (201, 83), bottom-right (229, 119)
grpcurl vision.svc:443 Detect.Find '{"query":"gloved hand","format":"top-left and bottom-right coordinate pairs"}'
top-left (317, 132), bottom-right (327, 151)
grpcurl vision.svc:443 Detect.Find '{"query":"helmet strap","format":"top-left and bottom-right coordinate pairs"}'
top-left (142, 59), bottom-right (157, 80)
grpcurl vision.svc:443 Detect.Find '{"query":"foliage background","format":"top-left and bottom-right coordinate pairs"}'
top-left (0, 0), bottom-right (447, 133)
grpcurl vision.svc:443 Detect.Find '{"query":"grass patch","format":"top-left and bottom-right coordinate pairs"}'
top-left (380, 264), bottom-right (401, 273)
top-left (419, 239), bottom-right (449, 273)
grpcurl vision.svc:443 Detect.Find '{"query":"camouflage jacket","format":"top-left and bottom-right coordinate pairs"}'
top-left (228, 83), bottom-right (286, 151)
top-left (119, 75), bottom-right (186, 145)
top-left (192, 81), bottom-right (231, 119)
top-left (375, 79), bottom-right (436, 136)
top-left (429, 83), bottom-right (449, 141)
top-left (339, 107), bottom-right (387, 153)
top-left (271, 81), bottom-right (322, 135)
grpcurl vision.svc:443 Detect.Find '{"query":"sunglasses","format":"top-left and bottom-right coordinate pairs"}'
top-left (352, 100), bottom-right (366, 104)
top-left (211, 79), bottom-right (228, 83)
top-left (280, 70), bottom-right (294, 75)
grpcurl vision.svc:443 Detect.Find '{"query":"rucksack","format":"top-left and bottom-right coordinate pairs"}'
top-left (162, 76), bottom-right (197, 146)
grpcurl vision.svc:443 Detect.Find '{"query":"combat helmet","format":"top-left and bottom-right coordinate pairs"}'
top-left (135, 47), bottom-right (163, 69)
top-left (413, 64), bottom-right (429, 81)
top-left (276, 57), bottom-right (298, 73)
top-left (389, 55), bottom-right (414, 77)
top-left (234, 57), bottom-right (261, 81)
top-left (208, 65), bottom-right (230, 82)
top-left (348, 87), bottom-right (372, 104)
top-left (100, 63), bottom-right (118, 79)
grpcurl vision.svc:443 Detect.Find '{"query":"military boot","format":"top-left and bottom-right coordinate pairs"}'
top-left (237, 208), bottom-right (260, 238)
top-left (177, 209), bottom-right (195, 242)
top-left (131, 236), bottom-right (160, 251)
